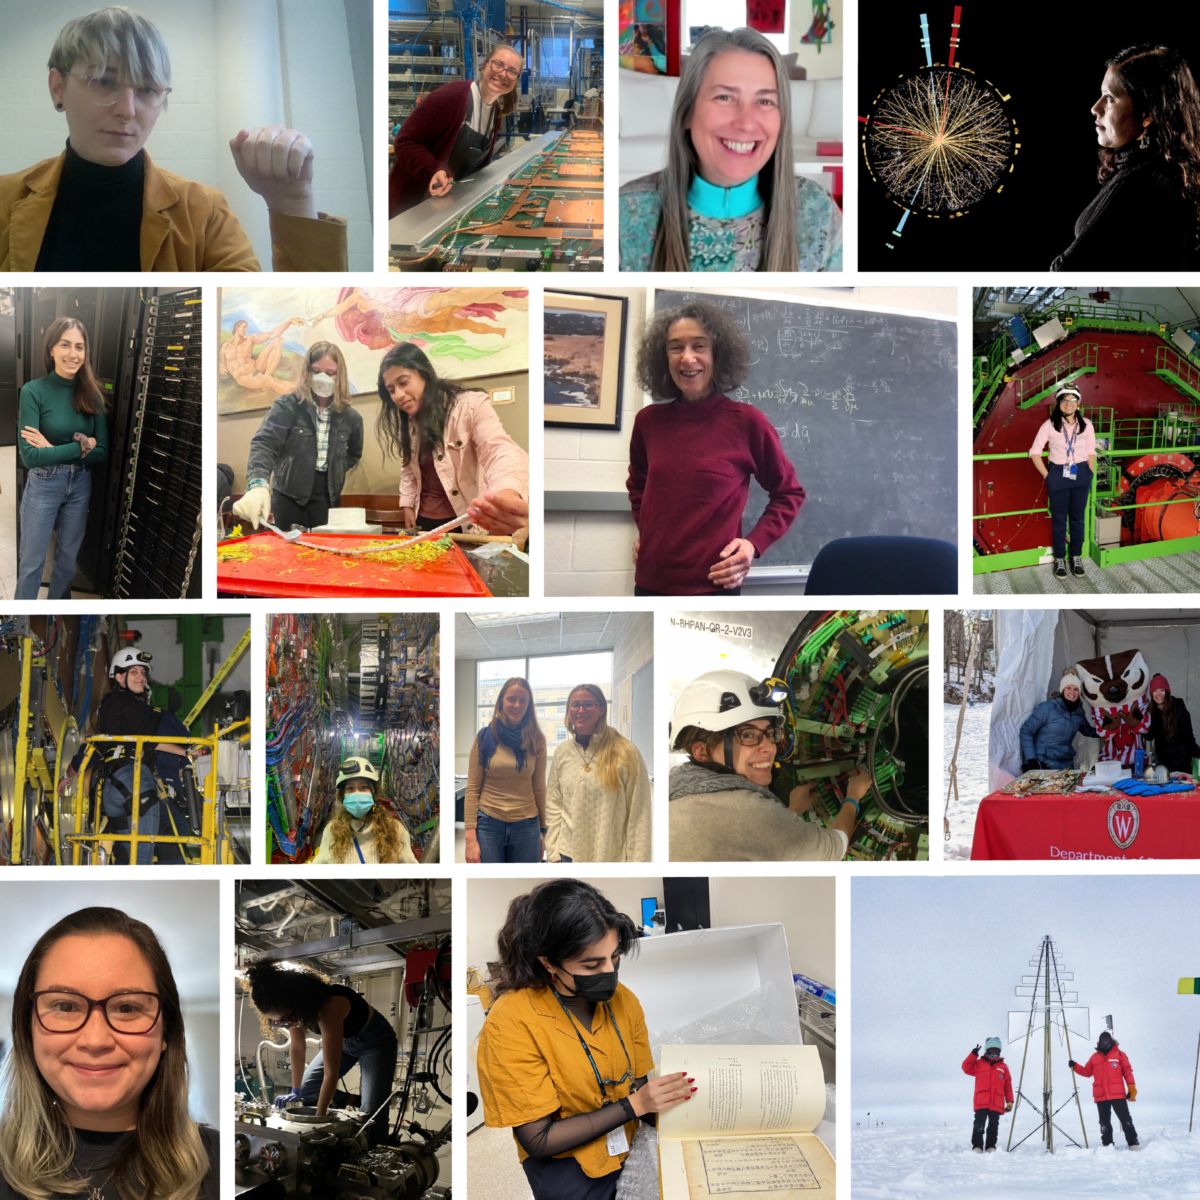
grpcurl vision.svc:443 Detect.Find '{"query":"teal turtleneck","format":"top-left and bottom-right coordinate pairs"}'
top-left (687, 172), bottom-right (763, 220)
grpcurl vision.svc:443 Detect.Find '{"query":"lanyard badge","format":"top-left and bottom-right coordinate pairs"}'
top-left (553, 992), bottom-right (634, 1104)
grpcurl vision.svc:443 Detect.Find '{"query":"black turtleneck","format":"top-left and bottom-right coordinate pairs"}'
top-left (1051, 142), bottom-right (1197, 271)
top-left (35, 141), bottom-right (145, 272)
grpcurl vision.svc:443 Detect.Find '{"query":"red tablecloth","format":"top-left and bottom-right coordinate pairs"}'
top-left (971, 788), bottom-right (1200, 859)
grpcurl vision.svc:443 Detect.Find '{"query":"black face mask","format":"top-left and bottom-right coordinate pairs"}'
top-left (985, 1050), bottom-right (1000, 1059)
top-left (557, 964), bottom-right (619, 1004)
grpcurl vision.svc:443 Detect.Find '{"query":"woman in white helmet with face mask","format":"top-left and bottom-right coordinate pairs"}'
top-left (668, 669), bottom-right (869, 861)
top-left (232, 341), bottom-right (363, 533)
top-left (313, 755), bottom-right (417, 864)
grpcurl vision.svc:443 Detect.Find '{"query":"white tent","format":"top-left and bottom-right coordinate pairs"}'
top-left (989, 608), bottom-right (1200, 791)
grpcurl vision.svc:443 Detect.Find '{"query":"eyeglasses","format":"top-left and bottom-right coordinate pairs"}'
top-left (567, 701), bottom-right (601, 713)
top-left (33, 990), bottom-right (162, 1035)
top-left (730, 724), bottom-right (783, 747)
top-left (67, 72), bottom-right (172, 110)
top-left (489, 63), bottom-right (521, 78)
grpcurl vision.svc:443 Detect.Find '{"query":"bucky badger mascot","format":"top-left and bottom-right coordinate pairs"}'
top-left (1075, 650), bottom-right (1151, 765)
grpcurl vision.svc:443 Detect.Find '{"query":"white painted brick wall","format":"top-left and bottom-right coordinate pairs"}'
top-left (2, 0), bottom-right (371, 269)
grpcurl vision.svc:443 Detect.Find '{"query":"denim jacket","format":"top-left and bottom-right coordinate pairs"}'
top-left (245, 392), bottom-right (363, 505)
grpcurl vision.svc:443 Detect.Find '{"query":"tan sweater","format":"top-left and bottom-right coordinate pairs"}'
top-left (465, 736), bottom-right (547, 829)
top-left (545, 738), bottom-right (652, 862)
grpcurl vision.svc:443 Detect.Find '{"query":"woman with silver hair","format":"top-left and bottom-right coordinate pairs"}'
top-left (619, 28), bottom-right (842, 271)
top-left (233, 342), bottom-right (364, 533)
top-left (0, 5), bottom-right (347, 271)
top-left (626, 300), bottom-right (805, 594)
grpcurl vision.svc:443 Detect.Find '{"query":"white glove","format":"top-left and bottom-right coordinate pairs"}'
top-left (232, 485), bottom-right (272, 530)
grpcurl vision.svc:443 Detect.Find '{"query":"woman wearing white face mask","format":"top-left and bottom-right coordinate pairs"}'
top-left (313, 756), bottom-right (417, 864)
top-left (232, 342), bottom-right (363, 533)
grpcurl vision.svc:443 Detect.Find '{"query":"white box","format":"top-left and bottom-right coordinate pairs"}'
top-left (465, 995), bottom-right (486, 1133)
top-left (620, 923), bottom-right (801, 1044)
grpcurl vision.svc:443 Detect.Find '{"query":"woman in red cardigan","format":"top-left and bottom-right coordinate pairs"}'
top-left (389, 44), bottom-right (523, 217)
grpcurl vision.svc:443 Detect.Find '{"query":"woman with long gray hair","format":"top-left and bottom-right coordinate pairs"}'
top-left (0, 906), bottom-right (216, 1200)
top-left (619, 28), bottom-right (841, 271)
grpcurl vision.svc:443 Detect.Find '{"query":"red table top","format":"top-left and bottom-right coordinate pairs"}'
top-left (971, 788), bottom-right (1200, 860)
top-left (216, 531), bottom-right (492, 598)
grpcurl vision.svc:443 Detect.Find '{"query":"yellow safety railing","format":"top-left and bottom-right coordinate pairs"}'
top-left (62, 719), bottom-right (249, 865)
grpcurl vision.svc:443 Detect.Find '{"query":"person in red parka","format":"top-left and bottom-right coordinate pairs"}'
top-left (1069, 1030), bottom-right (1140, 1149)
top-left (962, 1037), bottom-right (1013, 1152)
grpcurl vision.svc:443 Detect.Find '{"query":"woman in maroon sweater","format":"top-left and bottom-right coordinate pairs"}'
top-left (626, 300), bottom-right (804, 595)
top-left (389, 44), bottom-right (523, 217)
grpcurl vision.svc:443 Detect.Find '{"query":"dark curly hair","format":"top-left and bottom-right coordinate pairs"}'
top-left (375, 342), bottom-right (464, 468)
top-left (1098, 44), bottom-right (1200, 247)
top-left (635, 300), bottom-right (751, 402)
top-left (241, 957), bottom-right (334, 1037)
top-left (487, 879), bottom-right (639, 998)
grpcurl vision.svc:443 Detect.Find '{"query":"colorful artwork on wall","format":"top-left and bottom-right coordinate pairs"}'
top-left (619, 0), bottom-right (678, 74)
top-left (217, 287), bottom-right (529, 413)
top-left (800, 0), bottom-right (835, 49)
top-left (747, 0), bottom-right (785, 35)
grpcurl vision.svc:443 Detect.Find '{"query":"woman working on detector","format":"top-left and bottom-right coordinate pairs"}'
top-left (16, 316), bottom-right (106, 600)
top-left (477, 879), bottom-right (692, 1200)
top-left (243, 958), bottom-right (398, 1147)
top-left (0, 6), bottom-right (347, 271)
top-left (627, 300), bottom-right (804, 594)
top-left (669, 669), bottom-right (868, 861)
top-left (232, 342), bottom-right (363, 533)
top-left (619, 28), bottom-right (842, 271)
top-left (1029, 384), bottom-right (1096, 581)
top-left (0, 906), bottom-right (216, 1200)
top-left (389, 44), bottom-right (523, 217)
top-left (1051, 43), bottom-right (1200, 270)
top-left (379, 342), bottom-right (529, 537)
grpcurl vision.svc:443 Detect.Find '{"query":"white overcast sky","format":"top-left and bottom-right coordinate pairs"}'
top-left (852, 876), bottom-right (1200, 1128)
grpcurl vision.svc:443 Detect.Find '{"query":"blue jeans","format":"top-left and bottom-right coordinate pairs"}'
top-left (300, 1011), bottom-right (399, 1145)
top-left (475, 810), bottom-right (542, 863)
top-left (16, 463), bottom-right (91, 599)
top-left (101, 762), bottom-right (183, 866)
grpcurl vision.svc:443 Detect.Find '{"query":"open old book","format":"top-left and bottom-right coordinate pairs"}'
top-left (657, 1045), bottom-right (833, 1200)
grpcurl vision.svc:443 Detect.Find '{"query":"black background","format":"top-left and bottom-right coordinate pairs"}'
top-left (857, 6), bottom-right (1200, 270)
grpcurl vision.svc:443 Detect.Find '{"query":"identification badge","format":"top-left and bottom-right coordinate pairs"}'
top-left (1063, 463), bottom-right (1077, 479)
top-left (607, 1124), bottom-right (630, 1156)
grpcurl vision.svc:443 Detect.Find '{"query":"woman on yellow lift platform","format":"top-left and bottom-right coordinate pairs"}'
top-left (59, 648), bottom-right (194, 867)
top-left (0, 906), bottom-right (217, 1200)
top-left (313, 756), bottom-right (417, 864)
top-left (477, 879), bottom-right (693, 1200)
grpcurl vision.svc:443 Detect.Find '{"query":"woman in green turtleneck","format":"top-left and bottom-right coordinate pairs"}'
top-left (15, 316), bottom-right (108, 600)
top-left (618, 27), bottom-right (841, 272)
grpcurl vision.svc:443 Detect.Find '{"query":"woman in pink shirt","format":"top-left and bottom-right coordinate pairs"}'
top-left (1029, 384), bottom-right (1097, 579)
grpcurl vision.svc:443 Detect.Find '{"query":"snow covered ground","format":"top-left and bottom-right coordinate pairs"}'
top-left (942, 701), bottom-right (992, 859)
top-left (851, 1119), bottom-right (1200, 1198)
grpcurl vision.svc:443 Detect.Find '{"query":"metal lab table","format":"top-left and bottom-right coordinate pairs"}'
top-left (389, 132), bottom-right (565, 253)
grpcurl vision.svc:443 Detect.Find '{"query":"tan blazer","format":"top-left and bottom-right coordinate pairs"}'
top-left (399, 390), bottom-right (528, 526)
top-left (0, 150), bottom-right (347, 272)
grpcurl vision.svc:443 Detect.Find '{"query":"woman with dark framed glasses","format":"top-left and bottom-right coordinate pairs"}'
top-left (668, 669), bottom-right (868, 860)
top-left (0, 906), bottom-right (216, 1200)
top-left (544, 685), bottom-right (652, 863)
top-left (477, 880), bottom-right (692, 1200)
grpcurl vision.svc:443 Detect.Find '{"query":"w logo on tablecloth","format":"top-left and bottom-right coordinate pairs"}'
top-left (1107, 799), bottom-right (1140, 850)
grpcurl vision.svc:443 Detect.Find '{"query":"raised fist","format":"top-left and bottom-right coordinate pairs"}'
top-left (230, 126), bottom-right (316, 218)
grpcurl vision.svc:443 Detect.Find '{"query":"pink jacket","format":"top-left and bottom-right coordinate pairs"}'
top-left (1072, 1043), bottom-right (1135, 1102)
top-left (398, 390), bottom-right (528, 527)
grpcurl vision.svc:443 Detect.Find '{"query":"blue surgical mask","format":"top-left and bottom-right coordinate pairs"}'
top-left (343, 793), bottom-right (375, 818)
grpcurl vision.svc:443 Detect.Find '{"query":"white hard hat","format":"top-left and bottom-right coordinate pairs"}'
top-left (1054, 384), bottom-right (1082, 403)
top-left (336, 756), bottom-right (380, 788)
top-left (109, 649), bottom-right (152, 678)
top-left (670, 670), bottom-right (782, 749)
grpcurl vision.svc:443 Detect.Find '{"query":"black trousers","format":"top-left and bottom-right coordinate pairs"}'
top-left (634, 585), bottom-right (741, 597)
top-left (522, 1157), bottom-right (620, 1200)
top-left (1044, 463), bottom-right (1092, 559)
top-left (971, 1107), bottom-right (1001, 1150)
top-left (1097, 1098), bottom-right (1138, 1146)
top-left (272, 471), bottom-right (330, 531)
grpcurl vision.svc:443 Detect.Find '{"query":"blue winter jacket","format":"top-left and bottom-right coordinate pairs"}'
top-left (1019, 697), bottom-right (1101, 768)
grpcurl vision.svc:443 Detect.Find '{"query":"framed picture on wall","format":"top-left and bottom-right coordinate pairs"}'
top-left (543, 291), bottom-right (628, 431)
